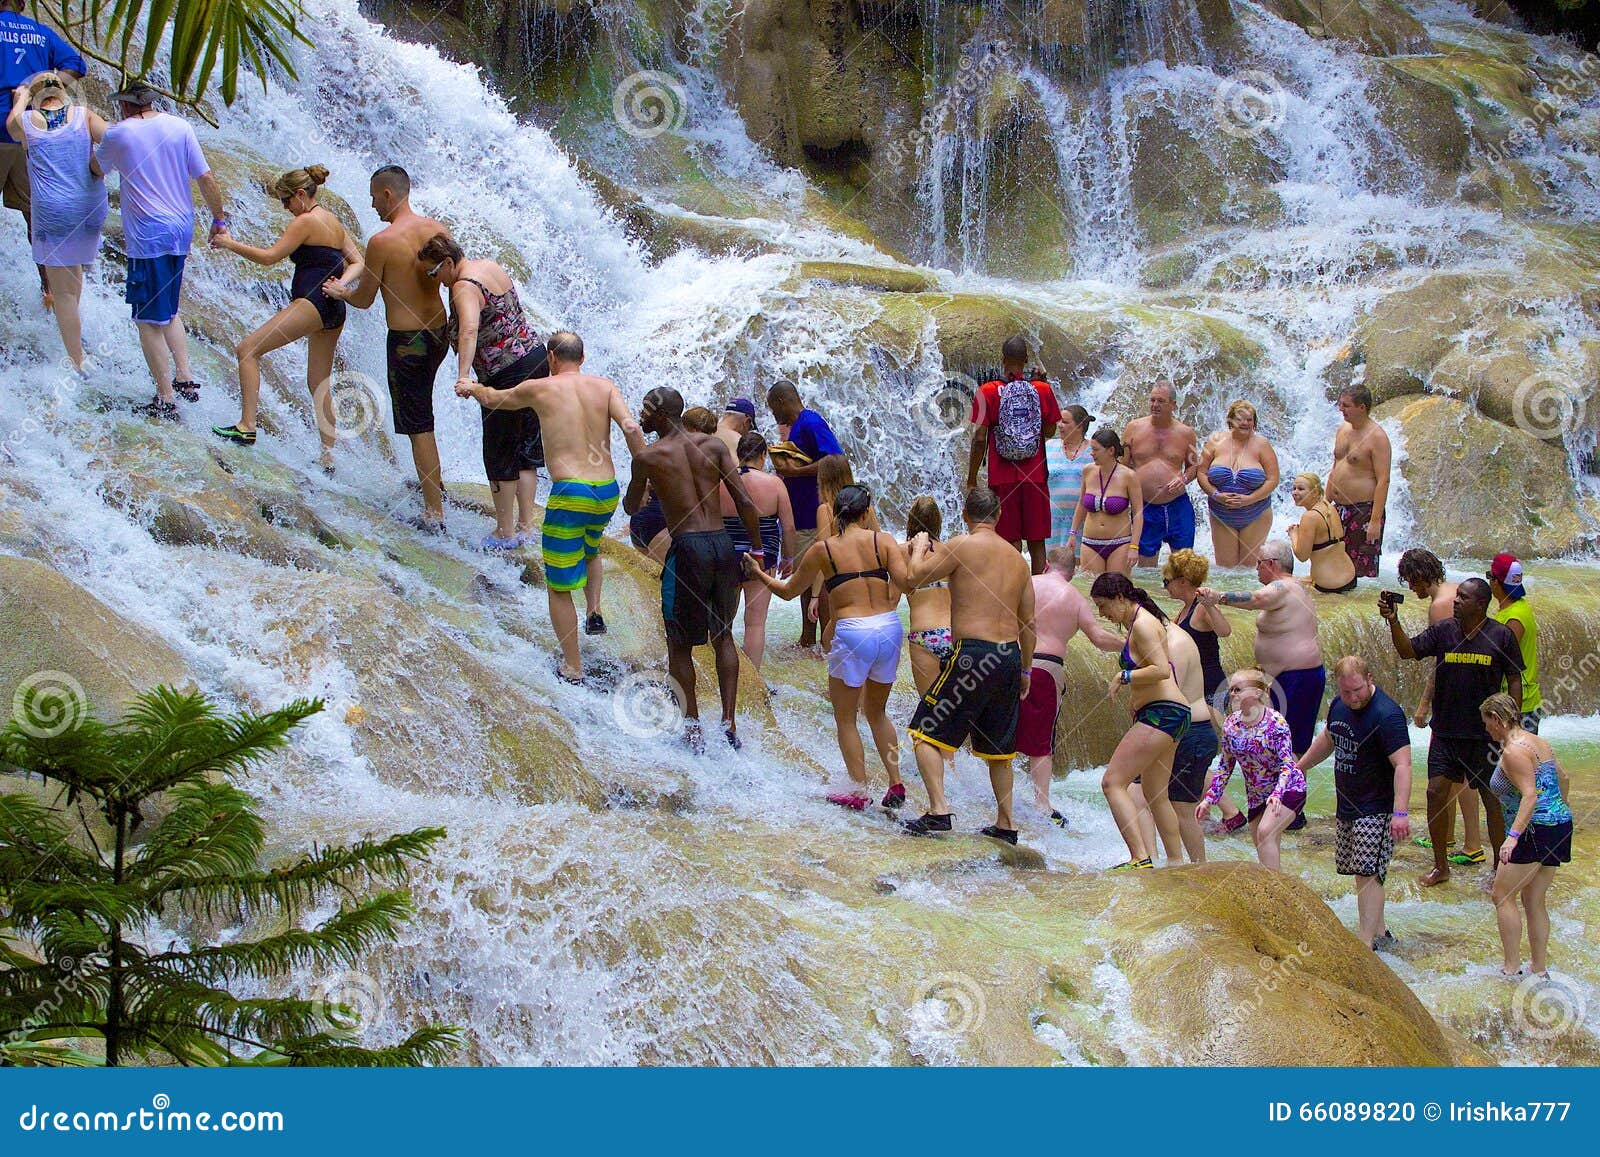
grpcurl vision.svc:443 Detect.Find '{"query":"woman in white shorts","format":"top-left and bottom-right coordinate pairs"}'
top-left (744, 484), bottom-right (909, 809)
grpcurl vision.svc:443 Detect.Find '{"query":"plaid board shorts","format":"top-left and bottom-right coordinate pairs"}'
top-left (1335, 814), bottom-right (1394, 883)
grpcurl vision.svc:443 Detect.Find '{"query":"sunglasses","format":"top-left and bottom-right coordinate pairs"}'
top-left (426, 260), bottom-right (446, 280)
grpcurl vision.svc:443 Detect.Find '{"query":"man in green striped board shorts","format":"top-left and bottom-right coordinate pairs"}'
top-left (457, 330), bottom-right (645, 683)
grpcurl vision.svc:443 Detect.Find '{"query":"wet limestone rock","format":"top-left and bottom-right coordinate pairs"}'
top-left (1258, 0), bottom-right (1432, 55)
top-left (0, 554), bottom-right (191, 720)
top-left (1114, 865), bottom-right (1462, 1064)
top-left (1369, 62), bottom-right (1472, 197)
top-left (1376, 395), bottom-right (1597, 558)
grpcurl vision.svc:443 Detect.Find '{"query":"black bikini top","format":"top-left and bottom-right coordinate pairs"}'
top-left (822, 535), bottom-right (890, 593)
top-left (1309, 507), bottom-right (1343, 551)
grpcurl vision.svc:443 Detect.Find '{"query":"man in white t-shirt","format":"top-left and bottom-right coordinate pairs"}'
top-left (96, 82), bottom-right (226, 420)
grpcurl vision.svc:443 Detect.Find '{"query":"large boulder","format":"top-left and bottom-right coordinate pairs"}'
top-left (1376, 395), bottom-right (1598, 558)
top-left (0, 554), bottom-right (191, 725)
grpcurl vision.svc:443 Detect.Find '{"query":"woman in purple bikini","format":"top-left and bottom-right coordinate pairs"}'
top-left (1070, 428), bottom-right (1143, 577)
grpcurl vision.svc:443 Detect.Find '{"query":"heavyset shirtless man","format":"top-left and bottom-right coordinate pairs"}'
top-left (1122, 381), bottom-right (1200, 568)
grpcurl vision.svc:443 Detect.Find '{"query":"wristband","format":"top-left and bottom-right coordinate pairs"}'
top-left (1393, 811), bottom-right (1407, 818)
top-left (1508, 829), bottom-right (1521, 840)
top-left (212, 217), bottom-right (229, 229)
top-left (1120, 669), bottom-right (1132, 684)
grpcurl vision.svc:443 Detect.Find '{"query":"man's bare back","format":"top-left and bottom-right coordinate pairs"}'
top-left (630, 431), bottom-right (755, 538)
top-left (1327, 419), bottom-right (1390, 505)
top-left (479, 370), bottom-right (636, 482)
top-left (1123, 415), bottom-right (1198, 504)
top-left (1033, 572), bottom-right (1118, 657)
top-left (943, 531), bottom-right (1034, 644)
top-left (364, 210), bottom-right (448, 331)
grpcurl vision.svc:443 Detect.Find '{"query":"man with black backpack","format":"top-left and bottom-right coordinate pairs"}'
top-left (966, 335), bottom-right (1060, 574)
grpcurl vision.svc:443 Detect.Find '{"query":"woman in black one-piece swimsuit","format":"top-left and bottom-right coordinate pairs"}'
top-left (210, 164), bottom-right (364, 474)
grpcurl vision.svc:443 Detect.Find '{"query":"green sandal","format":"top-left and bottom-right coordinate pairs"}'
top-left (1412, 835), bottom-right (1456, 849)
top-left (211, 424), bottom-right (257, 446)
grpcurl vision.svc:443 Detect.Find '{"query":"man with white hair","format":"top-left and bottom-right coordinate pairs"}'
top-left (1199, 539), bottom-right (1326, 759)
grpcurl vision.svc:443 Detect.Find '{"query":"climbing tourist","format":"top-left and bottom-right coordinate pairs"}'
top-left (901, 486), bottom-right (1036, 845)
top-left (1481, 692), bottom-right (1573, 978)
top-left (1091, 572), bottom-right (1186, 869)
top-left (1326, 384), bottom-right (1391, 581)
top-left (1398, 548), bottom-right (1471, 861)
top-left (965, 334), bottom-right (1061, 574)
top-left (1122, 381), bottom-right (1199, 568)
top-left (746, 484), bottom-right (907, 808)
top-left (1162, 548), bottom-right (1244, 834)
top-left (624, 386), bottom-right (762, 754)
top-left (1381, 577), bottom-right (1522, 887)
top-left (210, 165), bottom-right (363, 474)
top-left (5, 73), bottom-right (106, 373)
top-left (682, 406), bottom-right (718, 435)
top-left (0, 0), bottom-right (84, 307)
top-left (1288, 473), bottom-right (1356, 594)
top-left (421, 232), bottom-right (547, 549)
top-left (1018, 546), bottom-right (1121, 828)
top-left (766, 380), bottom-right (843, 650)
top-left (1198, 540), bottom-right (1326, 764)
top-left (628, 482), bottom-right (670, 565)
top-left (320, 165), bottom-right (451, 529)
top-left (96, 81), bottom-right (226, 420)
top-left (1199, 668), bottom-right (1305, 872)
top-left (1198, 400), bottom-right (1278, 568)
top-left (722, 431), bottom-right (794, 670)
top-left (902, 496), bottom-right (953, 698)
top-left (1489, 554), bottom-right (1542, 733)
top-left (1070, 427), bottom-right (1142, 577)
top-left (1045, 404), bottom-right (1094, 551)
top-left (457, 330), bottom-right (643, 683)
top-left (1295, 656), bottom-right (1412, 950)
top-left (715, 396), bottom-right (756, 458)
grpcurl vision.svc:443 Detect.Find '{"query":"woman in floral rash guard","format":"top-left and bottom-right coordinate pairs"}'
top-left (1200, 668), bottom-right (1307, 871)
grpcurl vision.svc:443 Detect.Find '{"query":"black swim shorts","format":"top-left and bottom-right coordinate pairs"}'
top-left (909, 639), bottom-right (1023, 759)
top-left (1427, 735), bottom-right (1495, 791)
top-left (662, 529), bottom-right (740, 647)
top-left (1168, 721), bottom-right (1219, 804)
top-left (481, 345), bottom-right (547, 482)
top-left (387, 327), bottom-right (448, 436)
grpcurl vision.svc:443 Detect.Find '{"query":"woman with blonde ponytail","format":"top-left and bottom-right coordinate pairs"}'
top-left (210, 164), bottom-right (364, 473)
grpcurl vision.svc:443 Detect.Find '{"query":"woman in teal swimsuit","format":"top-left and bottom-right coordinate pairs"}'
top-left (1091, 572), bottom-right (1187, 870)
top-left (1482, 693), bottom-right (1574, 978)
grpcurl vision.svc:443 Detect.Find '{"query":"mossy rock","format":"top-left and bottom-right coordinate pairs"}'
top-left (1140, 248), bottom-right (1201, 289)
top-left (1257, 0), bottom-right (1431, 55)
top-left (1377, 395), bottom-right (1596, 558)
top-left (798, 261), bottom-right (937, 294)
top-left (0, 555), bottom-right (192, 722)
top-left (1369, 61), bottom-right (1471, 195)
top-left (1344, 273), bottom-right (1522, 405)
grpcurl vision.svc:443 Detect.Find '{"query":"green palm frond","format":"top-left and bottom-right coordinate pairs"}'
top-left (36, 1), bottom-right (310, 115)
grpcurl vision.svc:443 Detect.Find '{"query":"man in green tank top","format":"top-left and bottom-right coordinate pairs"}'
top-left (1489, 555), bottom-right (1541, 731)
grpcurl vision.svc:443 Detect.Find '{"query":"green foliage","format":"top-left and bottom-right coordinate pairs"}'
top-left (0, 685), bottom-right (457, 1067)
top-left (34, 1), bottom-right (310, 115)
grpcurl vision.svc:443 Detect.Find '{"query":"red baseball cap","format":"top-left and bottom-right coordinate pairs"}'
top-left (1489, 554), bottom-right (1522, 584)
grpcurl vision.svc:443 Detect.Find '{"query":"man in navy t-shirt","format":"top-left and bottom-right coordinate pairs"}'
top-left (1, 1), bottom-right (84, 297)
top-left (1297, 656), bottom-right (1412, 950)
top-left (766, 379), bottom-right (842, 647)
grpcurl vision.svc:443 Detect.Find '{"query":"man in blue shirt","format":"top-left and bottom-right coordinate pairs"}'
top-left (1296, 656), bottom-right (1413, 951)
top-left (0, 1), bottom-right (84, 301)
top-left (766, 379), bottom-right (842, 648)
